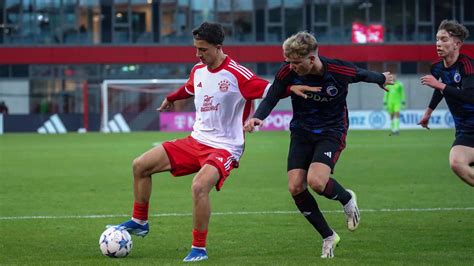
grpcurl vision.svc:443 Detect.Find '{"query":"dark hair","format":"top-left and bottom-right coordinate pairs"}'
top-left (438, 19), bottom-right (470, 42)
top-left (192, 22), bottom-right (225, 45)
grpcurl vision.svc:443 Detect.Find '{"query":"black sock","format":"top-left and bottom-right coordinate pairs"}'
top-left (319, 177), bottom-right (352, 205)
top-left (292, 189), bottom-right (333, 239)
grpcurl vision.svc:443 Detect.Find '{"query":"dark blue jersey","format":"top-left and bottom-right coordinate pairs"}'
top-left (428, 54), bottom-right (474, 136)
top-left (254, 56), bottom-right (386, 139)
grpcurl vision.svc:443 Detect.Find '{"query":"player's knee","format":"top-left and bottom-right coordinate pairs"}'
top-left (132, 157), bottom-right (147, 177)
top-left (307, 177), bottom-right (326, 193)
top-left (288, 183), bottom-right (305, 196)
top-left (191, 180), bottom-right (209, 197)
top-left (449, 159), bottom-right (464, 175)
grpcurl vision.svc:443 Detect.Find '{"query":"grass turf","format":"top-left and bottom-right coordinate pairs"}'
top-left (0, 130), bottom-right (473, 265)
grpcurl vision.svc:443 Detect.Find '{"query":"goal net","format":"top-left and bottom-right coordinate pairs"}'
top-left (100, 79), bottom-right (189, 132)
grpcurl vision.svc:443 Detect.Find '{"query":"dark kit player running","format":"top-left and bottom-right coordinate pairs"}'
top-left (418, 19), bottom-right (474, 187)
top-left (245, 31), bottom-right (393, 258)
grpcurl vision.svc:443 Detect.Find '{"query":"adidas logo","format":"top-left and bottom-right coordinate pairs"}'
top-left (197, 82), bottom-right (203, 88)
top-left (324, 151), bottom-right (332, 158)
top-left (216, 156), bottom-right (224, 162)
top-left (104, 113), bottom-right (131, 133)
top-left (37, 114), bottom-right (67, 134)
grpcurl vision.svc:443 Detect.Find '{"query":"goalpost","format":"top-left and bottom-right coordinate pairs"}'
top-left (100, 79), bottom-right (187, 132)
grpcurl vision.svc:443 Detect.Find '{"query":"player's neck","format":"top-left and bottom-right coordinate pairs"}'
top-left (209, 53), bottom-right (227, 70)
top-left (310, 57), bottom-right (324, 75)
top-left (443, 52), bottom-right (460, 68)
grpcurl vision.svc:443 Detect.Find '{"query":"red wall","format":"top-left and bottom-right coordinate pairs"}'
top-left (1, 44), bottom-right (474, 64)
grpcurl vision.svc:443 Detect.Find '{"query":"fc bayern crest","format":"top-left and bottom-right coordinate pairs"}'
top-left (454, 71), bottom-right (461, 83)
top-left (218, 80), bottom-right (230, 92)
top-left (326, 86), bottom-right (338, 96)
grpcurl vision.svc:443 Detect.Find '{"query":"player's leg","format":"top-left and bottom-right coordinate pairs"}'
top-left (308, 139), bottom-right (359, 231)
top-left (392, 102), bottom-right (401, 135)
top-left (114, 144), bottom-right (173, 236)
top-left (449, 145), bottom-right (474, 186)
top-left (184, 148), bottom-right (235, 262)
top-left (183, 164), bottom-right (219, 262)
top-left (287, 131), bottom-right (338, 258)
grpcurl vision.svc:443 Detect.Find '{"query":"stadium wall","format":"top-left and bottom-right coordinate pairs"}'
top-left (0, 44), bottom-right (473, 64)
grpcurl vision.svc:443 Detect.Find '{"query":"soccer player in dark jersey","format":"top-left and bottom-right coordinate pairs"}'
top-left (244, 31), bottom-right (394, 258)
top-left (418, 20), bottom-right (474, 187)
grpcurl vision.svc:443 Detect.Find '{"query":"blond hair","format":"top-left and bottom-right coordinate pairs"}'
top-left (282, 31), bottom-right (318, 58)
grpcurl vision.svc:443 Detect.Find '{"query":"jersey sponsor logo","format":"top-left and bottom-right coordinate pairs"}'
top-left (304, 92), bottom-right (335, 102)
top-left (218, 80), bottom-right (230, 92)
top-left (200, 95), bottom-right (220, 112)
top-left (454, 71), bottom-right (461, 83)
top-left (326, 86), bottom-right (338, 96)
top-left (197, 82), bottom-right (203, 88)
top-left (324, 151), bottom-right (332, 158)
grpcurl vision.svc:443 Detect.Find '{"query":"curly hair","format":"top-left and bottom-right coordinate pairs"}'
top-left (438, 20), bottom-right (470, 42)
top-left (192, 22), bottom-right (225, 45)
top-left (282, 31), bottom-right (318, 58)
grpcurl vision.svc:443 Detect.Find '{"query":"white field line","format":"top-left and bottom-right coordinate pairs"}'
top-left (1, 207), bottom-right (473, 220)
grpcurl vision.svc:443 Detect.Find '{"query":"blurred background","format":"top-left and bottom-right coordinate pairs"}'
top-left (0, 0), bottom-right (473, 132)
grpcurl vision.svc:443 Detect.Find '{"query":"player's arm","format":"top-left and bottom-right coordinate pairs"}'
top-left (157, 85), bottom-right (193, 112)
top-left (355, 69), bottom-right (393, 91)
top-left (334, 59), bottom-right (393, 90)
top-left (438, 75), bottom-right (474, 104)
top-left (400, 82), bottom-right (406, 107)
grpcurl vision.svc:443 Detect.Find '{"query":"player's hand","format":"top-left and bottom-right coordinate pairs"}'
top-left (380, 72), bottom-right (394, 92)
top-left (157, 98), bottom-right (173, 112)
top-left (420, 75), bottom-right (446, 90)
top-left (290, 85), bottom-right (322, 99)
top-left (244, 118), bottom-right (264, 133)
top-left (417, 113), bottom-right (431, 130)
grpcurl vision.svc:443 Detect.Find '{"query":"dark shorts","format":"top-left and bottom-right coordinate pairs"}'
top-left (453, 133), bottom-right (474, 148)
top-left (287, 130), bottom-right (346, 172)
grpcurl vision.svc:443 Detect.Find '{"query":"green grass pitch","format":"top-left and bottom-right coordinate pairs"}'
top-left (0, 130), bottom-right (473, 265)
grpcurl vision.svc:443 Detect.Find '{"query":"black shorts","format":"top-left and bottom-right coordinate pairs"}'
top-left (453, 133), bottom-right (474, 148)
top-left (287, 130), bottom-right (346, 172)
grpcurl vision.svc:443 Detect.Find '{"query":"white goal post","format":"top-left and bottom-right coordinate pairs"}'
top-left (100, 79), bottom-right (187, 132)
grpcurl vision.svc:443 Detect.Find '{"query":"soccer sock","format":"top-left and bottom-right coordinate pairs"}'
top-left (292, 189), bottom-right (333, 239)
top-left (132, 201), bottom-right (149, 222)
top-left (192, 229), bottom-right (208, 248)
top-left (394, 118), bottom-right (400, 132)
top-left (319, 178), bottom-right (351, 206)
top-left (391, 119), bottom-right (396, 132)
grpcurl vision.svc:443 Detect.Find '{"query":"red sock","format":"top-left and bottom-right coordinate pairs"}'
top-left (192, 229), bottom-right (208, 248)
top-left (132, 201), bottom-right (149, 221)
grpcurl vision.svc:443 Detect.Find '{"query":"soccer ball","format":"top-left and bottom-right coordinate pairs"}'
top-left (99, 227), bottom-right (133, 258)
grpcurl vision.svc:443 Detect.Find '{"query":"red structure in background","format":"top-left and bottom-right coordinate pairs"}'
top-left (2, 44), bottom-right (474, 65)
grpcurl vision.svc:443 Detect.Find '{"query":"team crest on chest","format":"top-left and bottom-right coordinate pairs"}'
top-left (218, 80), bottom-right (230, 92)
top-left (454, 71), bottom-right (461, 83)
top-left (326, 86), bottom-right (338, 96)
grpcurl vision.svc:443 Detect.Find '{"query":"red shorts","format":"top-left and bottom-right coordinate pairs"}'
top-left (162, 136), bottom-right (238, 191)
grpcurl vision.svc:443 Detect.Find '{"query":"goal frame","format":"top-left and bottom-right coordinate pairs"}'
top-left (100, 79), bottom-right (187, 132)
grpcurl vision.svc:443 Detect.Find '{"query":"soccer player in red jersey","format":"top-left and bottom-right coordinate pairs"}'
top-left (418, 20), bottom-right (474, 186)
top-left (111, 22), bottom-right (311, 262)
top-left (245, 31), bottom-right (393, 258)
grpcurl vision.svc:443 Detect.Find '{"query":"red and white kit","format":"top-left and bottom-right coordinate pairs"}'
top-left (167, 56), bottom-right (271, 161)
